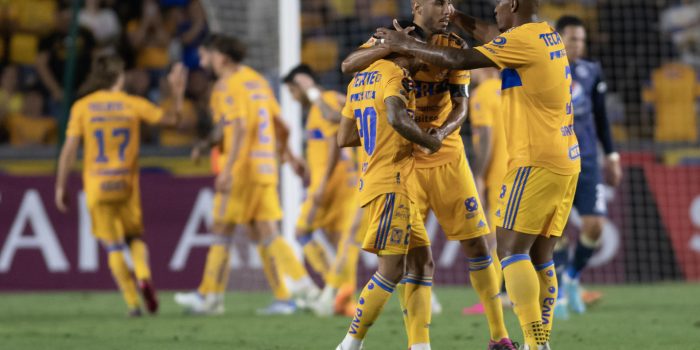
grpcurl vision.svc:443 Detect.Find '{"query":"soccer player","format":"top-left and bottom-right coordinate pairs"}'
top-left (55, 55), bottom-right (187, 316)
top-left (334, 47), bottom-right (442, 350)
top-left (282, 65), bottom-right (361, 316)
top-left (375, 0), bottom-right (582, 348)
top-left (343, 2), bottom-right (513, 348)
top-left (553, 16), bottom-right (622, 317)
top-left (175, 35), bottom-right (317, 315)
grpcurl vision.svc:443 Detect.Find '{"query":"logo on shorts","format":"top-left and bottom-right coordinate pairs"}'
top-left (390, 228), bottom-right (404, 244)
top-left (359, 179), bottom-right (364, 191)
top-left (477, 220), bottom-right (486, 229)
top-left (495, 209), bottom-right (502, 218)
top-left (464, 197), bottom-right (478, 212)
top-left (500, 185), bottom-right (507, 199)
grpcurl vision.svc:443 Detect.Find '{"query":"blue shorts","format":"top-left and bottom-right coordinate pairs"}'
top-left (573, 162), bottom-right (606, 216)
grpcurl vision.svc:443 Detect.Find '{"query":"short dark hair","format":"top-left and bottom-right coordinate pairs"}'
top-left (283, 64), bottom-right (319, 84)
top-left (555, 15), bottom-right (585, 32)
top-left (200, 34), bottom-right (220, 49)
top-left (210, 35), bottom-right (247, 63)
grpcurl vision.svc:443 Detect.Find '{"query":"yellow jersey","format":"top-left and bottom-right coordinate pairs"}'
top-left (341, 59), bottom-right (417, 207)
top-left (215, 65), bottom-right (280, 185)
top-left (305, 90), bottom-right (353, 186)
top-left (643, 62), bottom-right (700, 142)
top-left (362, 32), bottom-right (471, 168)
top-left (475, 22), bottom-right (580, 175)
top-left (470, 78), bottom-right (507, 188)
top-left (66, 90), bottom-right (163, 203)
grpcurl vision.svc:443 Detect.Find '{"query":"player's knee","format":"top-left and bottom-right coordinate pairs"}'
top-left (406, 250), bottom-right (434, 277)
top-left (377, 255), bottom-right (406, 284)
top-left (583, 218), bottom-right (604, 241)
top-left (460, 236), bottom-right (490, 259)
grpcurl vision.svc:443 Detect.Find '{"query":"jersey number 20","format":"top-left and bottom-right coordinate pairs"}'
top-left (354, 107), bottom-right (377, 156)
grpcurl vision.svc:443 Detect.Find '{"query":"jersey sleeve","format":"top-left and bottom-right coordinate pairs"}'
top-left (130, 95), bottom-right (164, 124)
top-left (268, 89), bottom-right (282, 117)
top-left (65, 102), bottom-right (85, 137)
top-left (319, 92), bottom-right (341, 136)
top-left (221, 87), bottom-right (247, 121)
top-left (474, 28), bottom-right (535, 69)
top-left (382, 69), bottom-right (412, 106)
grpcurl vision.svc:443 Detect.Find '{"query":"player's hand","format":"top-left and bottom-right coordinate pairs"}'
top-left (312, 185), bottom-right (326, 206)
top-left (374, 20), bottom-right (419, 54)
top-left (168, 62), bottom-right (188, 98)
top-left (431, 127), bottom-right (449, 142)
top-left (603, 153), bottom-right (622, 187)
top-left (55, 187), bottom-right (69, 213)
top-left (290, 156), bottom-right (311, 187)
top-left (293, 73), bottom-right (316, 92)
top-left (191, 144), bottom-right (203, 164)
top-left (215, 172), bottom-right (232, 193)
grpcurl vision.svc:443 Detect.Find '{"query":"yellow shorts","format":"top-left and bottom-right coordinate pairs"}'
top-left (88, 183), bottom-right (143, 243)
top-left (296, 176), bottom-right (357, 234)
top-left (361, 193), bottom-right (430, 256)
top-left (213, 183), bottom-right (283, 225)
top-left (495, 166), bottom-right (579, 237)
top-left (486, 182), bottom-right (501, 235)
top-left (414, 153), bottom-right (489, 241)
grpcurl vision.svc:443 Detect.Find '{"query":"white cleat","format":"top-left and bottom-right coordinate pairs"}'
top-left (256, 300), bottom-right (297, 316)
top-left (431, 291), bottom-right (443, 316)
top-left (174, 292), bottom-right (223, 315)
top-left (294, 283), bottom-right (321, 311)
top-left (336, 334), bottom-right (364, 350)
top-left (310, 287), bottom-right (336, 317)
top-left (518, 343), bottom-right (551, 350)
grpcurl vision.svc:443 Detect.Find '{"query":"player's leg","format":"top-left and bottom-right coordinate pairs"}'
top-left (403, 244), bottom-right (434, 349)
top-left (565, 215), bottom-right (603, 314)
top-left (530, 235), bottom-right (560, 345)
top-left (91, 203), bottom-right (141, 315)
top-left (296, 195), bottom-right (332, 279)
top-left (337, 193), bottom-right (417, 350)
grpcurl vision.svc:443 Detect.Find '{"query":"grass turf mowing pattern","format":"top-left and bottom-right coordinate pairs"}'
top-left (0, 284), bottom-right (697, 349)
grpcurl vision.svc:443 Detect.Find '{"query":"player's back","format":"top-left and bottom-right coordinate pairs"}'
top-left (228, 66), bottom-right (280, 185)
top-left (67, 90), bottom-right (162, 203)
top-left (342, 59), bottom-right (416, 207)
top-left (476, 21), bottom-right (580, 175)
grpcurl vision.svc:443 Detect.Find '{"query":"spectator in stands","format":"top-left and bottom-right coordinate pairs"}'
top-left (176, 0), bottom-right (208, 70)
top-left (2, 0), bottom-right (57, 67)
top-left (36, 8), bottom-right (96, 114)
top-left (185, 69), bottom-right (213, 139)
top-left (158, 76), bottom-right (197, 147)
top-left (4, 88), bottom-right (57, 147)
top-left (0, 65), bottom-right (23, 120)
top-left (79, 0), bottom-right (122, 54)
top-left (126, 0), bottom-right (170, 73)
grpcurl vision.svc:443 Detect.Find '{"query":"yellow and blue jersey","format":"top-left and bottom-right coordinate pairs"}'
top-left (470, 77), bottom-right (507, 189)
top-left (475, 22), bottom-right (580, 176)
top-left (341, 59), bottom-right (417, 207)
top-left (67, 90), bottom-right (163, 203)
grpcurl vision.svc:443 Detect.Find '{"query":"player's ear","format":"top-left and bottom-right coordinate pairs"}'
top-left (412, 0), bottom-right (421, 16)
top-left (511, 0), bottom-right (519, 13)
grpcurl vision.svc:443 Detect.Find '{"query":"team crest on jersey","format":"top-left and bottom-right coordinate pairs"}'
top-left (492, 36), bottom-right (507, 47)
top-left (464, 197), bottom-right (479, 212)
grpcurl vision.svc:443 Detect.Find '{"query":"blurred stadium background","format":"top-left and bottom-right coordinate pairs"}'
top-left (0, 1), bottom-right (698, 347)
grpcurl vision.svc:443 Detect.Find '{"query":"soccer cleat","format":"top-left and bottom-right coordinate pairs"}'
top-left (256, 300), bottom-right (297, 316)
top-left (462, 302), bottom-right (485, 315)
top-left (334, 284), bottom-right (355, 315)
top-left (488, 338), bottom-right (518, 350)
top-left (128, 308), bottom-right (143, 317)
top-left (518, 343), bottom-right (550, 350)
top-left (174, 291), bottom-right (222, 315)
top-left (292, 283), bottom-right (321, 311)
top-left (563, 275), bottom-right (586, 314)
top-left (310, 294), bottom-right (335, 317)
top-left (581, 289), bottom-right (603, 305)
top-left (138, 280), bottom-right (159, 314)
top-left (336, 335), bottom-right (364, 350)
top-left (554, 301), bottom-right (570, 320)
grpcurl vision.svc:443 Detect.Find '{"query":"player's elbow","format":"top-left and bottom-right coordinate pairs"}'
top-left (341, 59), bottom-right (355, 75)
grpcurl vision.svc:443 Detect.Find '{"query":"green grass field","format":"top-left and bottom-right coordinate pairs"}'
top-left (1, 284), bottom-right (697, 349)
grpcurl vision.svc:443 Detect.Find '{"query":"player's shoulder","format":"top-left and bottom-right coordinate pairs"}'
top-left (433, 32), bottom-right (468, 49)
top-left (374, 59), bottom-right (408, 79)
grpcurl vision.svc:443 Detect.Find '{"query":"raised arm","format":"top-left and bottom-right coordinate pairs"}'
top-left (450, 10), bottom-right (501, 44)
top-left (341, 45), bottom-right (392, 75)
top-left (159, 63), bottom-right (188, 127)
top-left (55, 136), bottom-right (81, 213)
top-left (385, 96), bottom-right (441, 153)
top-left (375, 26), bottom-right (497, 71)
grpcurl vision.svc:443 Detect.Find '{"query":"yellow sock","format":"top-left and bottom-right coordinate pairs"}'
top-left (536, 260), bottom-right (557, 343)
top-left (258, 243), bottom-right (291, 300)
top-left (197, 243), bottom-right (230, 295)
top-left (347, 272), bottom-right (396, 340)
top-left (396, 281), bottom-right (410, 345)
top-left (469, 256), bottom-right (509, 341)
top-left (491, 247), bottom-right (503, 287)
top-left (128, 238), bottom-right (151, 281)
top-left (269, 236), bottom-right (308, 281)
top-left (107, 246), bottom-right (140, 310)
top-left (302, 240), bottom-right (331, 278)
top-left (403, 273), bottom-right (432, 347)
top-left (501, 255), bottom-right (546, 347)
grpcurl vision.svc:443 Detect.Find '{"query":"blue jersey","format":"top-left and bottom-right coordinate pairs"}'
top-left (570, 59), bottom-right (613, 169)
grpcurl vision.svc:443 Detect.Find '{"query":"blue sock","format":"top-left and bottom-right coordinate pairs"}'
top-left (553, 247), bottom-right (569, 300)
top-left (566, 238), bottom-right (596, 280)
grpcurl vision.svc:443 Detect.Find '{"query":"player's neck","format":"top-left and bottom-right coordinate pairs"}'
top-left (513, 14), bottom-right (540, 28)
top-left (220, 63), bottom-right (241, 79)
top-left (412, 18), bottom-right (434, 38)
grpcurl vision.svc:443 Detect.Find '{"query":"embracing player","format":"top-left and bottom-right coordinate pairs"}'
top-left (552, 16), bottom-right (622, 319)
top-left (335, 38), bottom-right (442, 350)
top-left (376, 0), bottom-right (582, 348)
top-left (55, 56), bottom-right (187, 316)
top-left (344, 1), bottom-right (512, 349)
top-left (175, 35), bottom-right (317, 315)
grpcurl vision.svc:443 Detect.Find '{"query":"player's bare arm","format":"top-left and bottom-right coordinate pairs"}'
top-left (375, 22), bottom-right (497, 71)
top-left (450, 9), bottom-right (500, 44)
top-left (191, 118), bottom-right (224, 164)
top-left (215, 118), bottom-right (246, 193)
top-left (341, 25), bottom-right (416, 74)
top-left (385, 96), bottom-right (441, 153)
top-left (308, 136), bottom-right (342, 225)
top-left (159, 63), bottom-right (189, 128)
top-left (338, 117), bottom-right (361, 148)
top-left (55, 136), bottom-right (81, 213)
top-left (273, 114), bottom-right (308, 182)
top-left (293, 74), bottom-right (344, 123)
top-left (436, 95), bottom-right (468, 141)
